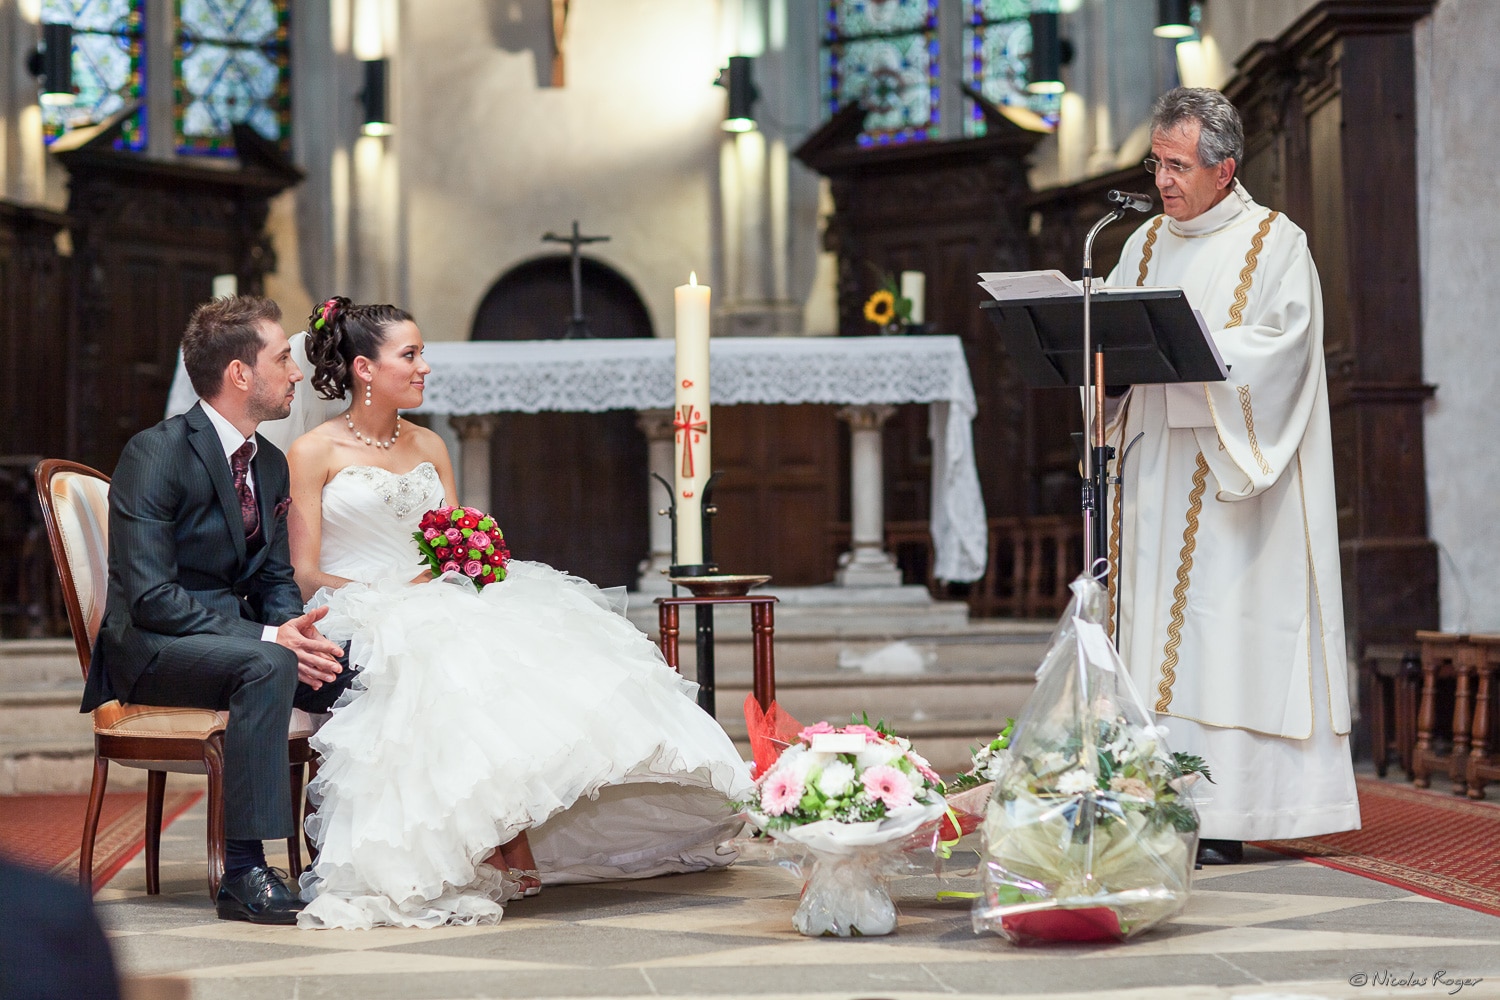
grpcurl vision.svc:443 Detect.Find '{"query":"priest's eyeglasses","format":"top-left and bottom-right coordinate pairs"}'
top-left (1143, 156), bottom-right (1202, 177)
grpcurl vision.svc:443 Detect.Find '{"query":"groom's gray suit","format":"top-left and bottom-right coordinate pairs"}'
top-left (84, 401), bottom-right (347, 841)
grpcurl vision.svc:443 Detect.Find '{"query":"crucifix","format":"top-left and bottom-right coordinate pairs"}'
top-left (541, 219), bottom-right (610, 339)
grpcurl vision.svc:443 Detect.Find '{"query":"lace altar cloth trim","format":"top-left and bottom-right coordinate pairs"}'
top-left (415, 337), bottom-right (986, 583)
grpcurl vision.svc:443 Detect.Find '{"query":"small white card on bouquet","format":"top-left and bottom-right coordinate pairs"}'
top-left (811, 733), bottom-right (866, 754)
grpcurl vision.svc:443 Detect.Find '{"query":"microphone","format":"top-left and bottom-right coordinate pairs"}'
top-left (1106, 189), bottom-right (1154, 212)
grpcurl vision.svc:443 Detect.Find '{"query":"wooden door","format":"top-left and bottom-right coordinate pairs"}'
top-left (472, 257), bottom-right (649, 588)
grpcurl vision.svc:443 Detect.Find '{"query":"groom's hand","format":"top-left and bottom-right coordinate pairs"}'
top-left (274, 606), bottom-right (344, 689)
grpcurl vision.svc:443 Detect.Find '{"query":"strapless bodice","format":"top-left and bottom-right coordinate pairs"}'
top-left (319, 462), bottom-right (445, 582)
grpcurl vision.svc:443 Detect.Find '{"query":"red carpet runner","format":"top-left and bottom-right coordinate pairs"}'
top-left (0, 791), bottom-right (201, 891)
top-left (1257, 776), bottom-right (1500, 916)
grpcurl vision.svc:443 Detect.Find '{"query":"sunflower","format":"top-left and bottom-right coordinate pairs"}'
top-left (864, 289), bottom-right (896, 325)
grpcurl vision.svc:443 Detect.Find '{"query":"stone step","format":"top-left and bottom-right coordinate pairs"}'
top-left (713, 671), bottom-right (1032, 727)
top-left (0, 685), bottom-right (92, 743)
top-left (0, 639), bottom-right (82, 689)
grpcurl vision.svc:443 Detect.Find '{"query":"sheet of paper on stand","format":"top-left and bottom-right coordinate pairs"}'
top-left (976, 269), bottom-right (1079, 300)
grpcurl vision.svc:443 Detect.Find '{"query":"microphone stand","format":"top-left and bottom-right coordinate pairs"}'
top-left (1080, 205), bottom-right (1128, 583)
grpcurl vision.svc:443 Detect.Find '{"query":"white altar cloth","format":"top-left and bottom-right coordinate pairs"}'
top-left (415, 337), bottom-right (987, 583)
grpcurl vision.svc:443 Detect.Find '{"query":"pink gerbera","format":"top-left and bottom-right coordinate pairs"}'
top-left (862, 765), bottom-right (915, 809)
top-left (797, 721), bottom-right (836, 742)
top-left (760, 770), bottom-right (805, 816)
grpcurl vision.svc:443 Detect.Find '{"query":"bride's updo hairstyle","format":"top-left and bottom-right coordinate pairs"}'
top-left (305, 296), bottom-right (415, 401)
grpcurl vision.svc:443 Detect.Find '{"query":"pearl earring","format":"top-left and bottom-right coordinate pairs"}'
top-left (364, 380), bottom-right (372, 406)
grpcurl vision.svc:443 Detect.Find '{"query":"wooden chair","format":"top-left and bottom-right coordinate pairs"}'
top-left (1359, 643), bottom-right (1420, 779)
top-left (1464, 634), bottom-right (1500, 799)
top-left (1411, 630), bottom-right (1477, 793)
top-left (35, 459), bottom-right (319, 899)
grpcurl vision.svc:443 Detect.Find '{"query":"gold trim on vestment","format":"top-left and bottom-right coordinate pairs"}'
top-left (1237, 384), bottom-right (1274, 475)
top-left (1226, 211), bottom-right (1278, 327)
top-left (1137, 217), bottom-right (1164, 286)
top-left (1107, 464), bottom-right (1122, 639)
top-left (1156, 450), bottom-right (1209, 713)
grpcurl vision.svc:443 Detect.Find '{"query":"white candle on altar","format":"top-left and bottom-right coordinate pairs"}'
top-left (673, 272), bottom-right (712, 567)
top-left (900, 270), bottom-right (925, 325)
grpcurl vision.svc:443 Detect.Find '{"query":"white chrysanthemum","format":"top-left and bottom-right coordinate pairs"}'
top-left (816, 760), bottom-right (856, 797)
top-left (980, 748), bottom-right (1012, 783)
top-left (1034, 751), bottom-right (1069, 776)
top-left (793, 750), bottom-right (834, 781)
top-left (1056, 768), bottom-right (1096, 794)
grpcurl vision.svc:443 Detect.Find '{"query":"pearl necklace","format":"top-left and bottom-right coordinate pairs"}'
top-left (345, 411), bottom-right (402, 449)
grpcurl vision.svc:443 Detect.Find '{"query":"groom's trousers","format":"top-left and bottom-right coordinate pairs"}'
top-left (128, 634), bottom-right (351, 841)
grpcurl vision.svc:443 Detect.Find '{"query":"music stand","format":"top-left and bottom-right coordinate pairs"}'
top-left (981, 289), bottom-right (1226, 586)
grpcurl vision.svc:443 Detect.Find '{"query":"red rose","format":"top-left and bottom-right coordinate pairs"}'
top-left (435, 546), bottom-right (451, 559)
top-left (459, 514), bottom-right (479, 530)
top-left (488, 551), bottom-right (504, 566)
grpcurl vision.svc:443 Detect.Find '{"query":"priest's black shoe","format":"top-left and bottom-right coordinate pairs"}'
top-left (1195, 839), bottom-right (1244, 866)
top-left (215, 866), bottom-right (304, 924)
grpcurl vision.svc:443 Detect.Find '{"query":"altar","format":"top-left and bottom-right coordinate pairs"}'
top-left (413, 335), bottom-right (987, 591)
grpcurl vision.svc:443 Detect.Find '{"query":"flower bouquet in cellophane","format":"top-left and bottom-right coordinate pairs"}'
top-left (736, 718), bottom-right (947, 937)
top-left (971, 574), bottom-right (1211, 944)
top-left (413, 506), bottom-right (511, 590)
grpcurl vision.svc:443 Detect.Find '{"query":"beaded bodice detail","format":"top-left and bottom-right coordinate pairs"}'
top-left (319, 462), bottom-right (445, 582)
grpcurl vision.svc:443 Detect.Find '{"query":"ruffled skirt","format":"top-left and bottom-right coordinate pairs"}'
top-left (296, 561), bottom-right (753, 930)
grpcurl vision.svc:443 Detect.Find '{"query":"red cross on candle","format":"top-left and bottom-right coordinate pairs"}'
top-left (673, 402), bottom-right (708, 478)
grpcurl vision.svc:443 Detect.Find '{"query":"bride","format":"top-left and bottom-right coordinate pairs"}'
top-left (284, 297), bottom-right (753, 930)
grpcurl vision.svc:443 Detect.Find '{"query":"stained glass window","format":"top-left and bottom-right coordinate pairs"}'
top-left (174, 0), bottom-right (289, 156)
top-left (821, 0), bottom-right (940, 147)
top-left (39, 0), bottom-right (146, 151)
top-left (961, 0), bottom-right (1055, 138)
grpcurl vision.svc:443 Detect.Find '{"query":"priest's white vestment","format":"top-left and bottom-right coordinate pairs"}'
top-left (1102, 181), bottom-right (1359, 841)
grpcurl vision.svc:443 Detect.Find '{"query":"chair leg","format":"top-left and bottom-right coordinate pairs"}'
top-left (286, 761), bottom-right (304, 879)
top-left (303, 757), bottom-right (319, 866)
top-left (205, 736), bottom-right (226, 900)
top-left (79, 754), bottom-right (109, 894)
top-left (145, 770), bottom-right (166, 895)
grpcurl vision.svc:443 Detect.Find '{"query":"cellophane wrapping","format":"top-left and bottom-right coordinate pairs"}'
top-left (740, 803), bottom-right (946, 937)
top-left (971, 574), bottom-right (1201, 944)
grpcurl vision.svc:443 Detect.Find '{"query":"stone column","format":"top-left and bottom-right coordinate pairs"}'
top-left (836, 404), bottom-right (902, 587)
top-left (449, 414), bottom-right (497, 513)
top-left (635, 408), bottom-right (676, 594)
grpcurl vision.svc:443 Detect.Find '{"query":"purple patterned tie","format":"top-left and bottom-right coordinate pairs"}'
top-left (229, 441), bottom-right (261, 542)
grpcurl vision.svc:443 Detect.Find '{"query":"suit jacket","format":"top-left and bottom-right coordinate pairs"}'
top-left (82, 402), bottom-right (304, 711)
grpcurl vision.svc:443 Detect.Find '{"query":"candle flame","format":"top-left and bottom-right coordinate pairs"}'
top-left (689, 271), bottom-right (697, 286)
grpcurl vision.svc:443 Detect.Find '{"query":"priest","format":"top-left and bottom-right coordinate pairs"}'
top-left (1102, 87), bottom-right (1359, 864)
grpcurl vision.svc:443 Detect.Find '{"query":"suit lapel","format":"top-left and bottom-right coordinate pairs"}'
top-left (185, 403), bottom-right (248, 564)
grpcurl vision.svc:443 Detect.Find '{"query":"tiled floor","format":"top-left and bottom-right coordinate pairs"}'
top-left (95, 793), bottom-right (1500, 1000)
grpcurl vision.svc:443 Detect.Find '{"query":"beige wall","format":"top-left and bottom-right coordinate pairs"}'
top-left (1416, 0), bottom-right (1500, 631)
top-left (396, 0), bottom-right (729, 342)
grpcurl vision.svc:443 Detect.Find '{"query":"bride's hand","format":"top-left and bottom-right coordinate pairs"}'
top-left (274, 605), bottom-right (345, 689)
top-left (411, 569), bottom-right (435, 584)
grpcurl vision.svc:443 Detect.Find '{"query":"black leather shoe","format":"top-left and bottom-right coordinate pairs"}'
top-left (1195, 838), bottom-right (1244, 866)
top-left (215, 866), bottom-right (304, 925)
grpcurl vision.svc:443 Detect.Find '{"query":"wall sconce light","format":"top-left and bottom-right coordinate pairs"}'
top-left (360, 58), bottom-right (392, 136)
top-left (716, 55), bottom-right (758, 133)
top-left (1026, 12), bottom-right (1070, 95)
top-left (27, 22), bottom-right (75, 106)
top-left (1154, 0), bottom-right (1196, 39)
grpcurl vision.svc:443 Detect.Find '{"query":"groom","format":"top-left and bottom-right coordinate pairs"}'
top-left (84, 295), bottom-right (349, 924)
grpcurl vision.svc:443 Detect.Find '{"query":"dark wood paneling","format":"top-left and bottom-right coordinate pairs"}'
top-left (1223, 0), bottom-right (1438, 652)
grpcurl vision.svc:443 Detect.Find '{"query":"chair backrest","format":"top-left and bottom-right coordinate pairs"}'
top-left (34, 460), bottom-right (111, 680)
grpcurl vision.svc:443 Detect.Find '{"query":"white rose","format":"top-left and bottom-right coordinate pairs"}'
top-left (856, 741), bottom-right (903, 771)
top-left (816, 760), bottom-right (856, 797)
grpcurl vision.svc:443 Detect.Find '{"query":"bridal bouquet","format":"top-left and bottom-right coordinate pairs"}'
top-left (737, 718), bottom-right (946, 937)
top-left (972, 575), bottom-right (1210, 944)
top-left (413, 506), bottom-right (511, 590)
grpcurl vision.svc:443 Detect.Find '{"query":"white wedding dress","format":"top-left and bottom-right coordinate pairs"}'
top-left (295, 462), bottom-right (754, 929)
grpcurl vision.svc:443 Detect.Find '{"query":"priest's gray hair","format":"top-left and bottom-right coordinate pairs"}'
top-left (1150, 87), bottom-right (1244, 168)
